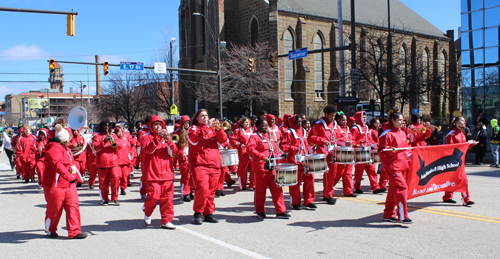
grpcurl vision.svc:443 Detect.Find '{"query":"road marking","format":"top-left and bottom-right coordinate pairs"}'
top-left (177, 226), bottom-right (271, 259)
top-left (334, 196), bottom-right (500, 224)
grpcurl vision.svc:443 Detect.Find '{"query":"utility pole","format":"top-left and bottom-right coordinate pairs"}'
top-left (387, 0), bottom-right (394, 107)
top-left (95, 55), bottom-right (101, 95)
top-left (338, 0), bottom-right (346, 97)
top-left (170, 38), bottom-right (176, 110)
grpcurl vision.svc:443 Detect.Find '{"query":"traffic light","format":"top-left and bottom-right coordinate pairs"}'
top-left (66, 14), bottom-right (75, 37)
top-left (103, 61), bottom-right (109, 76)
top-left (248, 58), bottom-right (255, 73)
top-left (49, 59), bottom-right (55, 73)
top-left (270, 53), bottom-right (276, 69)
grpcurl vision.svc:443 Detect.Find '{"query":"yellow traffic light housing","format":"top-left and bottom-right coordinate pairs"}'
top-left (66, 14), bottom-right (75, 37)
top-left (248, 58), bottom-right (255, 73)
top-left (49, 59), bottom-right (55, 73)
top-left (270, 54), bottom-right (276, 68)
top-left (103, 61), bottom-right (109, 76)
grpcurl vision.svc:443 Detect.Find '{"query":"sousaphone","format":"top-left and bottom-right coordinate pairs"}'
top-left (68, 106), bottom-right (88, 156)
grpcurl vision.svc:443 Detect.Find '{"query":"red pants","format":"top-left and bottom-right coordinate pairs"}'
top-left (119, 165), bottom-right (130, 190)
top-left (98, 167), bottom-right (120, 202)
top-left (36, 161), bottom-right (45, 185)
top-left (254, 165), bottom-right (286, 214)
top-left (443, 180), bottom-right (471, 205)
top-left (289, 165), bottom-right (315, 207)
top-left (218, 166), bottom-right (233, 190)
top-left (140, 178), bottom-right (146, 196)
top-left (378, 166), bottom-right (389, 189)
top-left (322, 157), bottom-right (337, 198)
top-left (230, 165), bottom-right (237, 173)
top-left (179, 159), bottom-right (193, 196)
top-left (192, 165), bottom-right (220, 216)
top-left (354, 163), bottom-right (380, 191)
top-left (143, 180), bottom-right (174, 225)
top-left (330, 164), bottom-right (354, 196)
top-left (22, 160), bottom-right (36, 180)
top-left (237, 153), bottom-right (254, 190)
top-left (87, 162), bottom-right (98, 187)
top-left (44, 184), bottom-right (81, 238)
top-left (15, 157), bottom-right (22, 176)
top-left (383, 170), bottom-right (409, 221)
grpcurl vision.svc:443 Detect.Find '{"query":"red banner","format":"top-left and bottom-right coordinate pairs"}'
top-left (406, 143), bottom-right (469, 199)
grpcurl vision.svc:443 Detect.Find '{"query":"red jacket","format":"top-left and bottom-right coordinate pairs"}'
top-left (409, 122), bottom-right (431, 147)
top-left (336, 125), bottom-right (352, 147)
top-left (20, 133), bottom-right (36, 163)
top-left (350, 111), bottom-right (375, 147)
top-left (446, 128), bottom-right (466, 144)
top-left (247, 131), bottom-right (276, 169)
top-left (266, 114), bottom-right (282, 144)
top-left (140, 116), bottom-right (178, 181)
top-left (93, 132), bottom-right (118, 168)
top-left (279, 114), bottom-right (291, 138)
top-left (230, 127), bottom-right (253, 156)
top-left (378, 123), bottom-right (410, 172)
top-left (138, 126), bottom-right (149, 143)
top-left (47, 126), bottom-right (72, 140)
top-left (279, 115), bottom-right (309, 165)
top-left (370, 127), bottom-right (379, 145)
top-left (43, 140), bottom-right (77, 189)
top-left (129, 134), bottom-right (138, 158)
top-left (69, 130), bottom-right (86, 162)
top-left (13, 133), bottom-right (22, 157)
top-left (308, 116), bottom-right (337, 155)
top-left (115, 134), bottom-right (131, 166)
top-left (187, 123), bottom-right (228, 169)
top-left (35, 138), bottom-right (48, 162)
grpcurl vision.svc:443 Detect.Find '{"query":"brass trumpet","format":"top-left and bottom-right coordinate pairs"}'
top-left (171, 134), bottom-right (179, 144)
top-left (108, 133), bottom-right (118, 148)
top-left (222, 121), bottom-right (231, 131)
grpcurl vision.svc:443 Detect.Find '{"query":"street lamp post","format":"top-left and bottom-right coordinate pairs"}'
top-left (192, 12), bottom-right (223, 119)
top-left (80, 81), bottom-right (87, 106)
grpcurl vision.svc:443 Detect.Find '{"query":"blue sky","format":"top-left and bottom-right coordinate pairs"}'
top-left (0, 0), bottom-right (460, 102)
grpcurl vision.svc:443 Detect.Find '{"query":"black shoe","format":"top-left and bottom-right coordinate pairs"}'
top-left (240, 188), bottom-right (247, 191)
top-left (121, 189), bottom-right (127, 195)
top-left (373, 188), bottom-right (387, 194)
top-left (101, 201), bottom-right (109, 206)
top-left (276, 212), bottom-right (291, 219)
top-left (257, 212), bottom-right (266, 218)
top-left (465, 201), bottom-right (475, 206)
top-left (322, 197), bottom-right (337, 205)
top-left (24, 179), bottom-right (29, 184)
top-left (354, 189), bottom-right (363, 194)
top-left (346, 193), bottom-right (358, 197)
top-left (30, 178), bottom-right (35, 183)
top-left (215, 190), bottom-right (221, 198)
top-left (383, 217), bottom-right (397, 223)
top-left (88, 186), bottom-right (94, 190)
top-left (48, 232), bottom-right (58, 238)
top-left (183, 195), bottom-right (192, 202)
top-left (227, 180), bottom-right (236, 188)
top-left (305, 203), bottom-right (317, 210)
top-left (204, 214), bottom-right (219, 223)
top-left (127, 183), bottom-right (132, 187)
top-left (189, 193), bottom-right (194, 200)
top-left (443, 199), bottom-right (457, 204)
top-left (16, 175), bottom-right (20, 179)
top-left (402, 218), bottom-right (413, 224)
top-left (194, 213), bottom-right (203, 225)
top-left (72, 232), bottom-right (88, 239)
top-left (491, 164), bottom-right (497, 167)
top-left (110, 200), bottom-right (120, 206)
top-left (292, 205), bottom-right (301, 210)
top-left (219, 190), bottom-right (226, 196)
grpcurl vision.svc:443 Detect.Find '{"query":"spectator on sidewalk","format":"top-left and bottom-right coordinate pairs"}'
top-left (490, 119), bottom-right (500, 167)
top-left (472, 122), bottom-right (487, 165)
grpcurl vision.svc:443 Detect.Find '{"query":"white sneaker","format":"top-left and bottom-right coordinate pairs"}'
top-left (161, 222), bottom-right (176, 229)
top-left (144, 215), bottom-right (152, 226)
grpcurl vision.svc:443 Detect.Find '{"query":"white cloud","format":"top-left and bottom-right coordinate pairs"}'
top-left (0, 45), bottom-right (50, 60)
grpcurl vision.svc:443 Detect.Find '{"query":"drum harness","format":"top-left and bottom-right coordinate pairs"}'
top-left (288, 128), bottom-right (310, 172)
top-left (319, 118), bottom-right (337, 153)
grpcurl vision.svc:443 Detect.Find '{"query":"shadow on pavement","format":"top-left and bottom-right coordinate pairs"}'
top-left (287, 213), bottom-right (409, 230)
top-left (81, 219), bottom-right (147, 233)
top-left (0, 229), bottom-right (47, 244)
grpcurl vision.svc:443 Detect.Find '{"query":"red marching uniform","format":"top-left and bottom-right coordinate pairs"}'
top-left (43, 139), bottom-right (82, 238)
top-left (141, 116), bottom-right (178, 225)
top-left (115, 130), bottom-right (132, 193)
top-left (68, 130), bottom-right (87, 182)
top-left (20, 130), bottom-right (36, 181)
top-left (267, 114), bottom-right (282, 147)
top-left (331, 123), bottom-right (355, 196)
top-left (279, 114), bottom-right (291, 138)
top-left (35, 129), bottom-right (49, 186)
top-left (93, 132), bottom-right (120, 204)
top-left (280, 115), bottom-right (314, 208)
top-left (409, 122), bottom-right (431, 147)
top-left (247, 130), bottom-right (287, 215)
top-left (86, 133), bottom-right (98, 189)
top-left (442, 129), bottom-right (472, 204)
top-left (172, 116), bottom-right (194, 199)
top-left (378, 123), bottom-right (411, 221)
top-left (230, 126), bottom-right (254, 190)
top-left (13, 129), bottom-right (23, 178)
top-left (187, 122), bottom-right (227, 217)
top-left (138, 126), bottom-right (150, 198)
top-left (351, 112), bottom-right (381, 192)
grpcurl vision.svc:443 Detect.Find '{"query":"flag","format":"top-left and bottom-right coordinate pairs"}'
top-left (406, 143), bottom-right (469, 199)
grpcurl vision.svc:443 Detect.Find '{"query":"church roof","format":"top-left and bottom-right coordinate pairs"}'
top-left (278, 0), bottom-right (449, 39)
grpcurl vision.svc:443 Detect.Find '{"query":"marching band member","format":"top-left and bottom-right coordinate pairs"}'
top-left (351, 111), bottom-right (385, 194)
top-left (279, 114), bottom-right (291, 137)
top-left (216, 138), bottom-right (236, 197)
top-left (330, 112), bottom-right (357, 197)
top-left (86, 133), bottom-right (98, 190)
top-left (35, 128), bottom-right (49, 188)
top-left (114, 125), bottom-right (132, 195)
top-left (409, 114), bottom-right (432, 147)
top-left (20, 125), bottom-right (36, 183)
top-left (69, 129), bottom-right (87, 187)
top-left (280, 114), bottom-right (316, 210)
top-left (378, 112), bottom-right (412, 223)
top-left (13, 127), bottom-right (23, 179)
top-left (43, 124), bottom-right (87, 239)
top-left (248, 118), bottom-right (290, 219)
top-left (442, 116), bottom-right (475, 206)
top-left (93, 120), bottom-right (121, 206)
top-left (173, 115), bottom-right (195, 202)
top-left (267, 114), bottom-right (281, 145)
top-left (138, 116), bottom-right (151, 199)
top-left (308, 105), bottom-right (339, 204)
top-left (47, 118), bottom-right (71, 139)
top-left (141, 115), bottom-right (178, 229)
top-left (230, 117), bottom-right (254, 191)
top-left (187, 109), bottom-right (228, 224)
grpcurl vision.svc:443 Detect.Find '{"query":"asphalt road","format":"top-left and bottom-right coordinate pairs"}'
top-left (1, 152), bottom-right (500, 259)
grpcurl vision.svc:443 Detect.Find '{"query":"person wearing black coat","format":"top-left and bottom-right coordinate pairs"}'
top-left (472, 122), bottom-right (488, 165)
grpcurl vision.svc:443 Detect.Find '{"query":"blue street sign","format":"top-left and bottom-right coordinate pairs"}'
top-left (412, 109), bottom-right (419, 114)
top-left (120, 62), bottom-right (144, 70)
top-left (288, 47), bottom-right (308, 60)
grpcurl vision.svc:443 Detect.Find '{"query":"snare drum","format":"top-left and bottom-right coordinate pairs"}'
top-left (354, 146), bottom-right (371, 164)
top-left (275, 163), bottom-right (298, 186)
top-left (220, 149), bottom-right (239, 167)
top-left (371, 149), bottom-right (381, 163)
top-left (334, 147), bottom-right (355, 164)
top-left (304, 154), bottom-right (328, 172)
